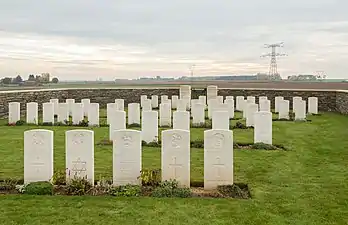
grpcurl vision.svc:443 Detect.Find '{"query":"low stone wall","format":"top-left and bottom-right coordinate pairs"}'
top-left (0, 88), bottom-right (347, 117)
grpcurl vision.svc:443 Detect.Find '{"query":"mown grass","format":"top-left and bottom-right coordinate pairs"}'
top-left (0, 112), bottom-right (348, 224)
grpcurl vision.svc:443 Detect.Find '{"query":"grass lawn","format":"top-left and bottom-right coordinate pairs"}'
top-left (0, 112), bottom-right (348, 224)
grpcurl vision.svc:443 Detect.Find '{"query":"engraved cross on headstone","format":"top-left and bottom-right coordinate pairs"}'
top-left (169, 156), bottom-right (182, 179)
top-left (213, 156), bottom-right (225, 180)
top-left (32, 156), bottom-right (45, 173)
top-left (72, 158), bottom-right (87, 177)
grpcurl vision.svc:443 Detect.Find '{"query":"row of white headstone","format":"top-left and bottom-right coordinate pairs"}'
top-left (24, 128), bottom-right (234, 190)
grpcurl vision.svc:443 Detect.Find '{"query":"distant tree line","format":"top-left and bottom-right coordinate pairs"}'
top-left (0, 73), bottom-right (59, 85)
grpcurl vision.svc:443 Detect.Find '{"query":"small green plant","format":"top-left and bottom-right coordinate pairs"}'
top-left (51, 170), bottom-right (66, 185)
top-left (78, 120), bottom-right (89, 127)
top-left (15, 120), bottom-right (26, 126)
top-left (139, 169), bottom-right (161, 186)
top-left (65, 176), bottom-right (93, 196)
top-left (16, 184), bottom-right (27, 193)
top-left (0, 179), bottom-right (18, 191)
top-left (142, 141), bottom-right (161, 147)
top-left (109, 184), bottom-right (141, 197)
top-left (191, 122), bottom-right (206, 128)
top-left (64, 120), bottom-right (73, 126)
top-left (151, 180), bottom-right (191, 198)
top-left (23, 181), bottom-right (54, 195)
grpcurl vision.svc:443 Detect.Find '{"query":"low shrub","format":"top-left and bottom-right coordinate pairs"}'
top-left (109, 184), bottom-right (141, 197)
top-left (15, 120), bottom-right (26, 126)
top-left (51, 170), bottom-right (66, 185)
top-left (217, 184), bottom-right (251, 199)
top-left (191, 123), bottom-right (206, 128)
top-left (190, 140), bottom-right (204, 148)
top-left (65, 176), bottom-right (93, 195)
top-left (142, 141), bottom-right (161, 147)
top-left (24, 181), bottom-right (54, 195)
top-left (151, 180), bottom-right (191, 198)
top-left (78, 120), bottom-right (89, 127)
top-left (139, 169), bottom-right (161, 186)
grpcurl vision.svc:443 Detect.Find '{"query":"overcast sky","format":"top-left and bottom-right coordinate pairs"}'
top-left (0, 0), bottom-right (347, 80)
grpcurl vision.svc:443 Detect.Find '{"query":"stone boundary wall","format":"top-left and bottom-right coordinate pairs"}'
top-left (0, 88), bottom-right (347, 117)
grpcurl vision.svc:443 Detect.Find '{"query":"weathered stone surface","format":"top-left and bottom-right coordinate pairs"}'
top-left (142, 111), bottom-right (158, 143)
top-left (204, 129), bottom-right (233, 190)
top-left (113, 129), bottom-right (141, 186)
top-left (161, 129), bottom-right (190, 187)
top-left (66, 130), bottom-right (94, 184)
top-left (24, 129), bottom-right (54, 183)
top-left (254, 112), bottom-right (272, 144)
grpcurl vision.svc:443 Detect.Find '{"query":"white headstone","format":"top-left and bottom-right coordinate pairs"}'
top-left (207, 99), bottom-right (219, 119)
top-left (58, 103), bottom-right (69, 123)
top-left (161, 95), bottom-right (168, 103)
top-left (295, 100), bottom-right (306, 121)
top-left (275, 96), bottom-right (284, 113)
top-left (236, 96), bottom-right (244, 111)
top-left (278, 100), bottom-right (290, 119)
top-left (171, 95), bottom-right (179, 109)
top-left (259, 99), bottom-right (271, 112)
top-left (109, 111), bottom-right (126, 140)
top-left (8, 102), bottom-right (20, 123)
top-left (246, 103), bottom-right (258, 127)
top-left (207, 85), bottom-right (218, 101)
top-left (49, 99), bottom-right (59, 116)
top-left (151, 95), bottom-right (159, 108)
top-left (66, 130), bottom-right (94, 184)
top-left (26, 102), bottom-right (38, 124)
top-left (81, 99), bottom-right (90, 117)
top-left (88, 103), bottom-right (99, 126)
top-left (113, 129), bottom-right (142, 186)
top-left (72, 103), bottom-right (84, 125)
top-left (258, 96), bottom-right (268, 102)
top-left (225, 96), bottom-right (234, 100)
top-left (254, 111), bottom-right (272, 145)
top-left (224, 99), bottom-right (235, 119)
top-left (177, 99), bottom-right (187, 112)
top-left (180, 85), bottom-right (191, 100)
top-left (192, 103), bottom-right (205, 125)
top-left (161, 129), bottom-right (190, 187)
top-left (293, 97), bottom-right (302, 112)
top-left (182, 96), bottom-right (191, 110)
top-left (308, 97), bottom-right (318, 114)
top-left (199, 96), bottom-right (207, 106)
top-left (128, 103), bottom-right (140, 125)
top-left (24, 129), bottom-right (54, 183)
top-left (107, 103), bottom-right (118, 124)
top-left (141, 111), bottom-right (158, 143)
top-left (247, 96), bottom-right (255, 104)
top-left (173, 111), bottom-right (190, 131)
top-left (159, 103), bottom-right (172, 127)
top-left (212, 111), bottom-right (229, 130)
top-left (242, 100), bottom-right (248, 119)
top-left (43, 102), bottom-right (54, 124)
top-left (115, 99), bottom-right (125, 111)
top-left (142, 99), bottom-right (152, 111)
top-left (204, 129), bottom-right (233, 190)
top-left (140, 95), bottom-right (147, 108)
top-left (217, 96), bottom-right (224, 104)
top-left (66, 99), bottom-right (75, 116)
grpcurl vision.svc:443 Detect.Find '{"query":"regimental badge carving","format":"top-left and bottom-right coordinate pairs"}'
top-left (171, 133), bottom-right (182, 148)
top-left (32, 132), bottom-right (45, 145)
top-left (73, 133), bottom-right (85, 145)
top-left (122, 135), bottom-right (132, 148)
top-left (71, 158), bottom-right (87, 177)
top-left (212, 133), bottom-right (225, 149)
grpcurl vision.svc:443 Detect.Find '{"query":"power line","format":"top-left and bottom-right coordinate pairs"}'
top-left (261, 42), bottom-right (287, 80)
